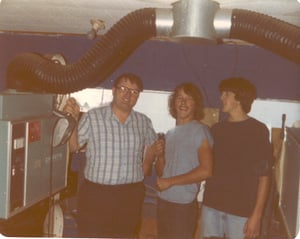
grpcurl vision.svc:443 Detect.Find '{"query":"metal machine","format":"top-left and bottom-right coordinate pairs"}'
top-left (277, 127), bottom-right (300, 238)
top-left (0, 90), bottom-right (69, 219)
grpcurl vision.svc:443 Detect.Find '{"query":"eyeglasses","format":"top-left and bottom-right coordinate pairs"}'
top-left (116, 85), bottom-right (140, 96)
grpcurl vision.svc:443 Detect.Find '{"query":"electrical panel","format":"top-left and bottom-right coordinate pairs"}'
top-left (0, 90), bottom-right (68, 219)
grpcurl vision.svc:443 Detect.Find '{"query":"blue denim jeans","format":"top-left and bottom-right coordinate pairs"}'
top-left (201, 205), bottom-right (248, 239)
top-left (157, 198), bottom-right (198, 239)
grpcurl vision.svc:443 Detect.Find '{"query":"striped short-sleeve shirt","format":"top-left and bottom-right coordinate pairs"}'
top-left (77, 104), bottom-right (157, 185)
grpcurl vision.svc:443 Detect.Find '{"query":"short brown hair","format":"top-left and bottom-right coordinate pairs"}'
top-left (113, 73), bottom-right (143, 91)
top-left (219, 77), bottom-right (257, 113)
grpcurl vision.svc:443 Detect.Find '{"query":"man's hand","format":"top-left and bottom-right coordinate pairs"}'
top-left (243, 214), bottom-right (261, 239)
top-left (63, 97), bottom-right (80, 121)
top-left (156, 177), bottom-right (172, 191)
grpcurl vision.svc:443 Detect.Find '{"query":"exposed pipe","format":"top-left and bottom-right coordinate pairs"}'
top-left (6, 8), bottom-right (156, 93)
top-left (5, 0), bottom-right (300, 94)
top-left (229, 9), bottom-right (300, 65)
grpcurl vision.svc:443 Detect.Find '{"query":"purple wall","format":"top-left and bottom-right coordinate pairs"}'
top-left (1, 33), bottom-right (299, 108)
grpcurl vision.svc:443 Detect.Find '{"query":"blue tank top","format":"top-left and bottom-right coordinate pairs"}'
top-left (158, 120), bottom-right (213, 204)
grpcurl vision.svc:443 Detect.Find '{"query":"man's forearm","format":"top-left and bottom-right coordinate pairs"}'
top-left (69, 126), bottom-right (80, 153)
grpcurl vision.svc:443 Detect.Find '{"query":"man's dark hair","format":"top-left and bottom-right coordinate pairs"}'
top-left (169, 82), bottom-right (204, 121)
top-left (219, 77), bottom-right (257, 113)
top-left (113, 73), bottom-right (143, 91)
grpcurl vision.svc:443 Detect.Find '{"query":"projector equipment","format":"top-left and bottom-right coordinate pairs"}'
top-left (0, 90), bottom-right (68, 219)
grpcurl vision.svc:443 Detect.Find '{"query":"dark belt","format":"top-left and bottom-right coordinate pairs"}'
top-left (84, 179), bottom-right (143, 189)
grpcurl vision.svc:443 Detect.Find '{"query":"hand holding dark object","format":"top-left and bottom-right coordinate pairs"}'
top-left (157, 132), bottom-right (165, 140)
top-left (63, 97), bottom-right (80, 121)
top-left (155, 133), bottom-right (165, 157)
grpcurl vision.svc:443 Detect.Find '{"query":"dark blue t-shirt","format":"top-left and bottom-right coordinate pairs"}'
top-left (203, 117), bottom-right (273, 217)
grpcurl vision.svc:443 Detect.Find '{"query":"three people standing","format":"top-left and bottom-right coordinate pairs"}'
top-left (64, 73), bottom-right (272, 239)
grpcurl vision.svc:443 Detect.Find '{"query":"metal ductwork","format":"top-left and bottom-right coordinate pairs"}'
top-left (6, 0), bottom-right (300, 94)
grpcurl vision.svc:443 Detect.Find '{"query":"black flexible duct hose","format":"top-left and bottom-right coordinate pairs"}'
top-left (230, 9), bottom-right (300, 65)
top-left (5, 8), bottom-right (300, 94)
top-left (6, 8), bottom-right (156, 93)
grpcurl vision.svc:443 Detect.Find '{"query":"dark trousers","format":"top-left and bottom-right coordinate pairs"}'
top-left (157, 198), bottom-right (198, 239)
top-left (77, 179), bottom-right (145, 238)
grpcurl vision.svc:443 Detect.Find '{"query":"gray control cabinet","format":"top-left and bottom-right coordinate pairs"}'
top-left (0, 91), bottom-right (68, 219)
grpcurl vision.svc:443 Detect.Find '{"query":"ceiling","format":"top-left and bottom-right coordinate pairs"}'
top-left (0, 0), bottom-right (300, 37)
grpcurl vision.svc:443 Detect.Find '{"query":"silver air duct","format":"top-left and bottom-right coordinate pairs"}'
top-left (155, 0), bottom-right (233, 43)
top-left (6, 0), bottom-right (300, 94)
top-left (171, 0), bottom-right (221, 44)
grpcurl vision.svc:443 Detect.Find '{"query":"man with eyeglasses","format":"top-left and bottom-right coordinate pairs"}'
top-left (63, 73), bottom-right (163, 238)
